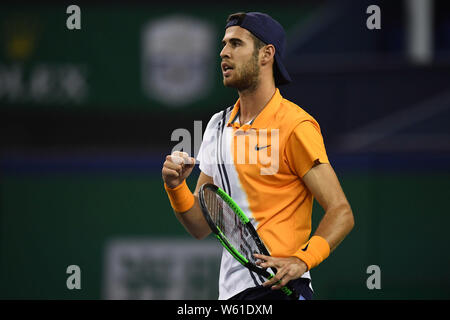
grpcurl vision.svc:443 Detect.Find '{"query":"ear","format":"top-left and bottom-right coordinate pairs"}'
top-left (260, 44), bottom-right (275, 66)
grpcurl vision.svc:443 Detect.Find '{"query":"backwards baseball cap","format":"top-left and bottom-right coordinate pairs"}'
top-left (225, 12), bottom-right (291, 86)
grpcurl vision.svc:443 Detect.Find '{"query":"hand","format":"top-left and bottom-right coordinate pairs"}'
top-left (162, 151), bottom-right (196, 189)
top-left (254, 253), bottom-right (308, 290)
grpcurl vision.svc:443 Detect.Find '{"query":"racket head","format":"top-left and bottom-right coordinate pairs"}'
top-left (198, 183), bottom-right (265, 268)
top-left (198, 183), bottom-right (298, 299)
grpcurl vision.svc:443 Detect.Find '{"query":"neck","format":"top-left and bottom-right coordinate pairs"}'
top-left (237, 80), bottom-right (276, 125)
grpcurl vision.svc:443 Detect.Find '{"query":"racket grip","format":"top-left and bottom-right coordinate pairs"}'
top-left (265, 272), bottom-right (300, 300)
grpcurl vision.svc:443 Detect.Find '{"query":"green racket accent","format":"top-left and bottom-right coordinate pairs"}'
top-left (281, 286), bottom-right (293, 296)
top-left (216, 236), bottom-right (247, 265)
top-left (267, 274), bottom-right (294, 296)
top-left (215, 227), bottom-right (248, 265)
top-left (280, 286), bottom-right (293, 296)
top-left (215, 187), bottom-right (250, 224)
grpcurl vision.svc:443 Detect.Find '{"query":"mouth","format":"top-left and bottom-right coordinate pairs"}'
top-left (221, 62), bottom-right (234, 76)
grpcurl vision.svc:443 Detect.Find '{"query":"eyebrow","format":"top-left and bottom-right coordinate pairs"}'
top-left (221, 37), bottom-right (244, 47)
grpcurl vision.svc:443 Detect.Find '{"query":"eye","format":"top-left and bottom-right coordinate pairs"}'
top-left (230, 41), bottom-right (240, 48)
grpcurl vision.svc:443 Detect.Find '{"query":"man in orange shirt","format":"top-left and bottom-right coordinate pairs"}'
top-left (162, 12), bottom-right (354, 300)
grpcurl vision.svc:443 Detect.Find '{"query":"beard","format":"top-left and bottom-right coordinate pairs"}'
top-left (223, 52), bottom-right (260, 92)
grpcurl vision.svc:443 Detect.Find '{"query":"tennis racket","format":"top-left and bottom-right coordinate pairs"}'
top-left (198, 183), bottom-right (299, 300)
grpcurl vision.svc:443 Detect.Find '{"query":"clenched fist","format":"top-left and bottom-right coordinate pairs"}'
top-left (162, 151), bottom-right (196, 189)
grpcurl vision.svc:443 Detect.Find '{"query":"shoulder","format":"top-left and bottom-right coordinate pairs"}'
top-left (278, 98), bottom-right (321, 133)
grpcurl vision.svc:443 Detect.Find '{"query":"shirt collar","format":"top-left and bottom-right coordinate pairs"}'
top-left (227, 88), bottom-right (282, 130)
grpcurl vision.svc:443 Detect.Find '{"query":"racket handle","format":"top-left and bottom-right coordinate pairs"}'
top-left (264, 271), bottom-right (300, 300)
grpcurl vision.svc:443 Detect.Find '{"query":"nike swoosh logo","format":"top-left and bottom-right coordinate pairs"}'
top-left (301, 243), bottom-right (309, 251)
top-left (255, 144), bottom-right (271, 151)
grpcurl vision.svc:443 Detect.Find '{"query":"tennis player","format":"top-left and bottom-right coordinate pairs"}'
top-left (162, 12), bottom-right (354, 300)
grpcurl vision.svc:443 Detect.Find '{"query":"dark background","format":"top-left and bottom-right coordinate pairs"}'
top-left (1, 0), bottom-right (449, 299)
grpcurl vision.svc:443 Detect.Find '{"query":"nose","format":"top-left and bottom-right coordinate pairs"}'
top-left (220, 44), bottom-right (230, 59)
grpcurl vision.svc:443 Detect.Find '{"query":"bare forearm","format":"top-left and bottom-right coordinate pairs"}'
top-left (174, 195), bottom-right (211, 240)
top-left (314, 202), bottom-right (354, 252)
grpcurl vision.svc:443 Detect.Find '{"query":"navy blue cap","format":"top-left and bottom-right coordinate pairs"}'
top-left (225, 12), bottom-right (291, 86)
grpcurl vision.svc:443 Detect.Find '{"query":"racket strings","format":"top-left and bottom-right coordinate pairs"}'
top-left (204, 188), bottom-right (261, 265)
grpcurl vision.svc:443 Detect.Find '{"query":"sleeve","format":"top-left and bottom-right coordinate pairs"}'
top-left (195, 113), bottom-right (219, 177)
top-left (284, 120), bottom-right (330, 178)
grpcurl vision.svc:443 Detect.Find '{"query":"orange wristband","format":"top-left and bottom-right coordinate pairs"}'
top-left (164, 180), bottom-right (195, 213)
top-left (294, 235), bottom-right (330, 271)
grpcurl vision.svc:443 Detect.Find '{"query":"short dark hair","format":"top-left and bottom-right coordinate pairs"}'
top-left (226, 12), bottom-right (266, 52)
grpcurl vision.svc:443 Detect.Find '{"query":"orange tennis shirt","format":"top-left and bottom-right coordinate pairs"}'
top-left (196, 88), bottom-right (329, 299)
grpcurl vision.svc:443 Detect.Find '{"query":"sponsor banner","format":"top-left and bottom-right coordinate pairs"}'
top-left (103, 238), bottom-right (222, 300)
top-left (0, 5), bottom-right (306, 110)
